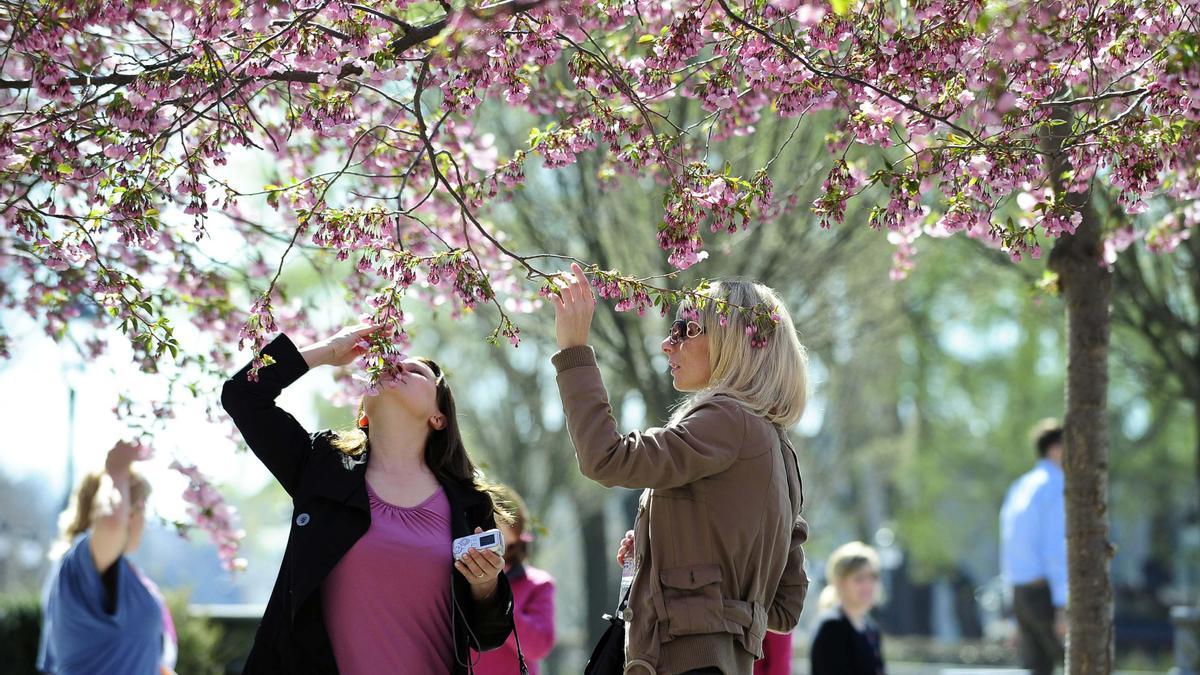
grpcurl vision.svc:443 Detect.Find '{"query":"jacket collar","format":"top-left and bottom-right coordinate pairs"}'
top-left (307, 434), bottom-right (488, 516)
top-left (302, 432), bottom-right (369, 509)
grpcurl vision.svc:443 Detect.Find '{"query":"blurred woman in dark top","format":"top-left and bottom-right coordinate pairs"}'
top-left (810, 542), bottom-right (886, 675)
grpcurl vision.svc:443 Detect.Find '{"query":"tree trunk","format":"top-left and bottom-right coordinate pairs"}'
top-left (1054, 219), bottom-right (1116, 673)
top-left (1046, 106), bottom-right (1116, 674)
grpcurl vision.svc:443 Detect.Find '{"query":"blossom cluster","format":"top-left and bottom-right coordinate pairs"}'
top-left (169, 460), bottom-right (247, 574)
top-left (2, 0), bottom-right (1198, 541)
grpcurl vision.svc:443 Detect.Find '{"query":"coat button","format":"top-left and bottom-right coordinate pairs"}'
top-left (296, 513), bottom-right (310, 527)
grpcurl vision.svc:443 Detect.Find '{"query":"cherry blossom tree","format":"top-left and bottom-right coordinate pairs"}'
top-left (3, 0), bottom-right (1197, 670)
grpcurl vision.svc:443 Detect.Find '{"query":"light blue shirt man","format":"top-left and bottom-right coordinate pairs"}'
top-left (1000, 458), bottom-right (1067, 607)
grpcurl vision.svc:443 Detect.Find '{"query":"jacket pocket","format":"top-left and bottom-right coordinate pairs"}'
top-left (659, 563), bottom-right (725, 639)
top-left (723, 599), bottom-right (768, 658)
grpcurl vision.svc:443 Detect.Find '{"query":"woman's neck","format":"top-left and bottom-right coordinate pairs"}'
top-left (364, 413), bottom-right (430, 477)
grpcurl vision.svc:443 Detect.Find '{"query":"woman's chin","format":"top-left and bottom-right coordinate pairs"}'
top-left (671, 374), bottom-right (699, 392)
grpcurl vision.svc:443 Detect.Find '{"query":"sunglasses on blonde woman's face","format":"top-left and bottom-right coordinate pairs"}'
top-left (667, 319), bottom-right (704, 346)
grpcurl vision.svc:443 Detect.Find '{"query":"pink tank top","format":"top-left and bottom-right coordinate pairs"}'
top-left (321, 482), bottom-right (454, 675)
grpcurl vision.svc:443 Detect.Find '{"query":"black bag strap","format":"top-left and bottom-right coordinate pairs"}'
top-left (776, 426), bottom-right (804, 511)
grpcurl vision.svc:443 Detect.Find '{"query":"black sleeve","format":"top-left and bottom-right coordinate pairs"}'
top-left (468, 572), bottom-right (515, 651)
top-left (220, 334), bottom-right (315, 497)
top-left (465, 507), bottom-right (516, 651)
top-left (810, 619), bottom-right (855, 675)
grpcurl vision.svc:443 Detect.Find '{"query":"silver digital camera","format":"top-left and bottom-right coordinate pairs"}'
top-left (452, 528), bottom-right (505, 561)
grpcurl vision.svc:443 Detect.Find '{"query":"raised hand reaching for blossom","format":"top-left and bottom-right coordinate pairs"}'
top-left (299, 324), bottom-right (381, 369)
top-left (549, 263), bottom-right (596, 350)
top-left (104, 440), bottom-right (149, 476)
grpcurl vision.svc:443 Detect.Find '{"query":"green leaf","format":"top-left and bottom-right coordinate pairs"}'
top-left (637, 34), bottom-right (655, 44)
top-left (831, 0), bottom-right (851, 15)
top-left (56, 163), bottom-right (73, 175)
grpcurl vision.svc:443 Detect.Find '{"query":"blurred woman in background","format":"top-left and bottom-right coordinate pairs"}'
top-left (476, 484), bottom-right (556, 675)
top-left (810, 541), bottom-right (886, 675)
top-left (38, 440), bottom-right (177, 675)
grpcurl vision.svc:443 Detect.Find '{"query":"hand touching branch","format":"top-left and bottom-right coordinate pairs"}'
top-left (549, 262), bottom-right (596, 350)
top-left (299, 324), bottom-right (380, 369)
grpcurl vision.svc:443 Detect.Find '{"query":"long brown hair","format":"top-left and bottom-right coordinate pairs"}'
top-left (333, 358), bottom-right (510, 522)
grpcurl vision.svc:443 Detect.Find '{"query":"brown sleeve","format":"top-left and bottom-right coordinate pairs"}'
top-left (552, 345), bottom-right (744, 489)
top-left (768, 515), bottom-right (810, 632)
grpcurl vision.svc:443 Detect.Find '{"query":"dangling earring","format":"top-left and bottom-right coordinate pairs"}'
top-left (357, 411), bottom-right (369, 429)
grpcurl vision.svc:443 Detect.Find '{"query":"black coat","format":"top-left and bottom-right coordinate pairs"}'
top-left (809, 608), bottom-right (886, 675)
top-left (221, 334), bottom-right (515, 674)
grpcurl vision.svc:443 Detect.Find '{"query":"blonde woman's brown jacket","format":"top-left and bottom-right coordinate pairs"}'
top-left (553, 346), bottom-right (809, 675)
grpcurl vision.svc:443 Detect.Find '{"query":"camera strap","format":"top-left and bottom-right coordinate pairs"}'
top-left (511, 601), bottom-right (530, 675)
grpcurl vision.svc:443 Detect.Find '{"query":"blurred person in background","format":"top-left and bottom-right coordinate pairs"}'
top-left (809, 541), bottom-right (885, 675)
top-left (477, 484), bottom-right (556, 674)
top-left (1000, 419), bottom-right (1067, 675)
top-left (38, 440), bottom-right (178, 675)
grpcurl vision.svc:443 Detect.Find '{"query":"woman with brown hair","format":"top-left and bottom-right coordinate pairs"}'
top-left (221, 325), bottom-right (514, 674)
top-left (37, 440), bottom-right (177, 675)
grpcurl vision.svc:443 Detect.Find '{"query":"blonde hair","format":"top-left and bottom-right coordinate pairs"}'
top-left (52, 470), bottom-right (151, 558)
top-left (671, 280), bottom-right (808, 428)
top-left (818, 541), bottom-right (883, 611)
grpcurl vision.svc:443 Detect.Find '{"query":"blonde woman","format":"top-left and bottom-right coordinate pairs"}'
top-left (551, 263), bottom-right (810, 675)
top-left (38, 441), bottom-right (177, 675)
top-left (810, 542), bottom-right (886, 675)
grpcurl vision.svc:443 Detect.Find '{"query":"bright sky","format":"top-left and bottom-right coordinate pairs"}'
top-left (0, 308), bottom-right (338, 522)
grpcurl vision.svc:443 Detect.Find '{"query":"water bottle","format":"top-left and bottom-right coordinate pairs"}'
top-left (618, 556), bottom-right (634, 605)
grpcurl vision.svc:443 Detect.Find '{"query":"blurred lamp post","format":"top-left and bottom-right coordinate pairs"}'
top-left (60, 359), bottom-right (84, 514)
